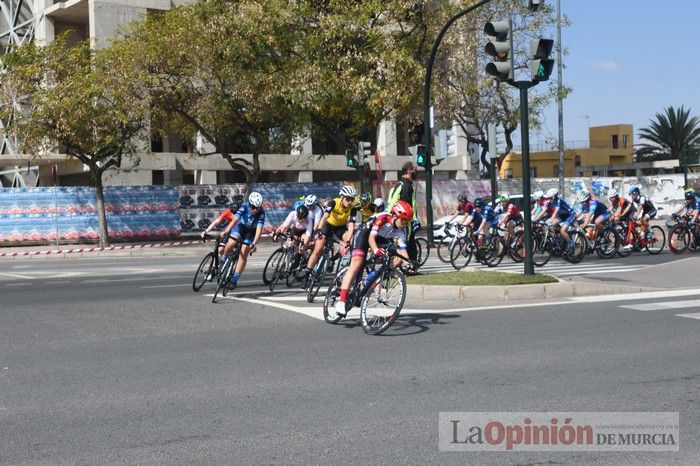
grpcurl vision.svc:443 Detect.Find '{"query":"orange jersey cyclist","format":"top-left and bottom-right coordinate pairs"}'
top-left (334, 200), bottom-right (413, 317)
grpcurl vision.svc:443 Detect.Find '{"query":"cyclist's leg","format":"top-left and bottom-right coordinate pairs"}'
top-left (305, 228), bottom-right (328, 273)
top-left (335, 231), bottom-right (370, 315)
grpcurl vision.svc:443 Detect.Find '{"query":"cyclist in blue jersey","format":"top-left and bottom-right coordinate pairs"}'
top-left (674, 188), bottom-right (700, 223)
top-left (474, 197), bottom-right (498, 241)
top-left (544, 188), bottom-right (576, 247)
top-left (221, 191), bottom-right (266, 288)
top-left (577, 190), bottom-right (610, 234)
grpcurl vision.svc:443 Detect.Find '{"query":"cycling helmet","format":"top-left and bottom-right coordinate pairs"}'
top-left (533, 190), bottom-right (544, 200)
top-left (544, 188), bottom-right (558, 199)
top-left (339, 185), bottom-right (357, 198)
top-left (293, 200), bottom-right (304, 210)
top-left (359, 192), bottom-right (371, 206)
top-left (457, 192), bottom-right (468, 202)
top-left (577, 190), bottom-right (591, 203)
top-left (608, 189), bottom-right (619, 199)
top-left (295, 205), bottom-right (309, 219)
top-left (228, 195), bottom-right (244, 211)
top-left (248, 191), bottom-right (263, 208)
top-left (304, 194), bottom-right (318, 207)
top-left (685, 190), bottom-right (695, 201)
top-left (390, 200), bottom-right (413, 221)
top-left (474, 197), bottom-right (484, 208)
top-left (373, 197), bottom-right (385, 212)
top-left (628, 186), bottom-right (640, 196)
top-left (497, 194), bottom-right (509, 203)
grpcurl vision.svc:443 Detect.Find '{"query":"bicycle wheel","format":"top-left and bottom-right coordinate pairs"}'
top-left (192, 252), bottom-right (216, 292)
top-left (668, 224), bottom-right (690, 254)
top-left (269, 250), bottom-right (288, 292)
top-left (450, 236), bottom-right (473, 270)
top-left (507, 230), bottom-right (525, 263)
top-left (414, 237), bottom-right (430, 268)
top-left (262, 248), bottom-right (284, 285)
top-left (531, 231), bottom-right (551, 267)
top-left (483, 236), bottom-right (505, 267)
top-left (564, 231), bottom-right (587, 264)
top-left (212, 256), bottom-right (234, 303)
top-left (322, 267), bottom-right (347, 324)
top-left (285, 251), bottom-right (301, 287)
top-left (221, 254), bottom-right (239, 298)
top-left (360, 269), bottom-right (406, 336)
top-left (306, 253), bottom-right (328, 303)
top-left (436, 237), bottom-right (453, 263)
top-left (595, 228), bottom-right (618, 259)
top-left (644, 225), bottom-right (665, 255)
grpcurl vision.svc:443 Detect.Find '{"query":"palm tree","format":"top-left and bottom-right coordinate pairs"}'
top-left (635, 106), bottom-right (700, 161)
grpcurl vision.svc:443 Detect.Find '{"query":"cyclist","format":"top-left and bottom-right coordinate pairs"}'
top-left (303, 194), bottom-right (324, 231)
top-left (372, 197), bottom-right (386, 214)
top-left (674, 188), bottom-right (700, 223)
top-left (273, 204), bottom-right (313, 251)
top-left (218, 191), bottom-right (266, 289)
top-left (531, 190), bottom-right (546, 217)
top-left (358, 193), bottom-right (375, 223)
top-left (445, 192), bottom-right (474, 227)
top-left (544, 188), bottom-right (577, 248)
top-left (609, 189), bottom-right (635, 222)
top-left (304, 185), bottom-right (358, 279)
top-left (200, 198), bottom-right (243, 254)
top-left (334, 200), bottom-right (412, 317)
top-left (628, 186), bottom-right (657, 240)
top-left (473, 197), bottom-right (498, 243)
top-left (495, 194), bottom-right (522, 242)
top-left (577, 190), bottom-right (611, 235)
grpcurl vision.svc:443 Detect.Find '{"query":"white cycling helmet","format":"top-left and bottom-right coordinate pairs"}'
top-left (544, 188), bottom-right (558, 199)
top-left (608, 189), bottom-right (619, 199)
top-left (339, 185), bottom-right (357, 198)
top-left (248, 191), bottom-right (263, 208)
top-left (304, 194), bottom-right (318, 207)
top-left (533, 190), bottom-right (544, 200)
top-left (373, 197), bottom-right (385, 211)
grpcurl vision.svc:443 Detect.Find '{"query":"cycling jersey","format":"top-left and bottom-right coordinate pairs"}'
top-left (359, 205), bottom-right (375, 223)
top-left (352, 213), bottom-right (407, 257)
top-left (214, 208), bottom-right (235, 225)
top-left (307, 204), bottom-right (323, 227)
top-left (480, 205), bottom-right (498, 225)
top-left (549, 196), bottom-right (574, 219)
top-left (325, 197), bottom-right (358, 227)
top-left (583, 199), bottom-right (609, 218)
top-left (498, 203), bottom-right (522, 220)
top-left (235, 201), bottom-right (265, 229)
top-left (281, 211), bottom-right (313, 238)
top-left (635, 195), bottom-right (655, 214)
top-left (457, 200), bottom-right (474, 216)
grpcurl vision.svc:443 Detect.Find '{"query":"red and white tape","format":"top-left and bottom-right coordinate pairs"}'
top-left (0, 240), bottom-right (201, 258)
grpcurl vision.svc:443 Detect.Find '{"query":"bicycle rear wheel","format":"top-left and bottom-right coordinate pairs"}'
top-left (595, 228), bottom-right (618, 259)
top-left (450, 237), bottom-right (472, 270)
top-left (644, 225), bottom-right (665, 255)
top-left (564, 231), bottom-right (587, 264)
top-left (414, 237), bottom-right (430, 268)
top-left (483, 236), bottom-right (505, 267)
top-left (360, 269), bottom-right (406, 336)
top-left (192, 252), bottom-right (216, 292)
top-left (508, 231), bottom-right (525, 263)
top-left (668, 224), bottom-right (690, 254)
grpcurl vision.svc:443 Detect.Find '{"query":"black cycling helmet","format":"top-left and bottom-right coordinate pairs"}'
top-left (359, 192), bottom-right (371, 206)
top-left (296, 205), bottom-right (309, 219)
top-left (228, 195), bottom-right (244, 210)
top-left (474, 197), bottom-right (484, 208)
top-left (457, 192), bottom-right (468, 202)
top-left (685, 190), bottom-right (695, 201)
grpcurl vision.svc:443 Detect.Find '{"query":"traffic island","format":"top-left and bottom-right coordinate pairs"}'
top-left (406, 270), bottom-right (658, 301)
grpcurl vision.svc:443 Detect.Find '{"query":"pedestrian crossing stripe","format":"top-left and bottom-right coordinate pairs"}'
top-left (677, 312), bottom-right (700, 320)
top-left (620, 300), bottom-right (700, 311)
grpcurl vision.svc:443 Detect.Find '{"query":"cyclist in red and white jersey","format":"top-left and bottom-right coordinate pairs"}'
top-left (334, 201), bottom-right (412, 317)
top-left (495, 194), bottom-right (522, 242)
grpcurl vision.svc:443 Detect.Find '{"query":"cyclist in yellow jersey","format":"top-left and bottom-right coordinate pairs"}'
top-left (358, 193), bottom-right (375, 224)
top-left (304, 185), bottom-right (358, 279)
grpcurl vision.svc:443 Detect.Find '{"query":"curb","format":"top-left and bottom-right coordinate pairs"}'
top-left (407, 282), bottom-right (660, 302)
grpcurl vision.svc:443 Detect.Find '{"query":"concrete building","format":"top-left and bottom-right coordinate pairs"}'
top-left (1, 0), bottom-right (476, 187)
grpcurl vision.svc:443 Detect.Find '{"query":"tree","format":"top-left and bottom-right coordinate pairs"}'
top-left (0, 37), bottom-right (149, 247)
top-left (635, 105), bottom-right (700, 162)
top-left (115, 0), bottom-right (309, 194)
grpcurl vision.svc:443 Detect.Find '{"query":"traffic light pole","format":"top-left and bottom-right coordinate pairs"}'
top-left (511, 80), bottom-right (537, 275)
top-left (424, 0), bottom-right (493, 245)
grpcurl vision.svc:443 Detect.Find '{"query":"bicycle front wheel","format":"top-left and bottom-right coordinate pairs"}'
top-left (450, 237), bottom-right (473, 270)
top-left (212, 256), bottom-right (234, 303)
top-left (414, 237), bottom-right (430, 268)
top-left (436, 237), bottom-right (453, 263)
top-left (322, 267), bottom-right (347, 324)
top-left (269, 250), bottom-right (288, 292)
top-left (595, 228), bottom-right (618, 259)
top-left (564, 231), bottom-right (587, 264)
top-left (508, 231), bottom-right (525, 263)
top-left (360, 269), bottom-right (406, 336)
top-left (668, 224), bottom-right (690, 254)
top-left (306, 253), bottom-right (328, 303)
top-left (645, 226), bottom-right (665, 255)
top-left (193, 252), bottom-right (216, 292)
top-left (262, 248), bottom-right (284, 285)
top-left (532, 231), bottom-right (551, 267)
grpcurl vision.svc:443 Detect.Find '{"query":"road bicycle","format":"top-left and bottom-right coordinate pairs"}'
top-left (607, 218), bottom-right (665, 256)
top-left (534, 221), bottom-right (586, 264)
top-left (323, 244), bottom-right (408, 336)
top-left (192, 233), bottom-right (228, 292)
top-left (268, 233), bottom-right (310, 292)
top-left (580, 222), bottom-right (617, 259)
top-left (667, 214), bottom-right (698, 254)
top-left (211, 240), bottom-right (243, 303)
top-left (436, 223), bottom-right (469, 263)
top-left (306, 236), bottom-right (346, 303)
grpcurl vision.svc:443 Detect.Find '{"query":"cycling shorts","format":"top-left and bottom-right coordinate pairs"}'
top-left (231, 224), bottom-right (256, 245)
top-left (595, 212), bottom-right (611, 223)
top-left (351, 228), bottom-right (393, 258)
top-left (289, 226), bottom-right (307, 238)
top-left (643, 208), bottom-right (657, 220)
top-left (558, 211), bottom-right (577, 228)
top-left (320, 222), bottom-right (347, 241)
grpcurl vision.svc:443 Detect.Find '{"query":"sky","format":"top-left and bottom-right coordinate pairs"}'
top-left (532, 0), bottom-right (700, 147)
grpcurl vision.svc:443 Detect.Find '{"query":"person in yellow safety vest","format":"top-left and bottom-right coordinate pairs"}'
top-left (388, 161), bottom-right (418, 267)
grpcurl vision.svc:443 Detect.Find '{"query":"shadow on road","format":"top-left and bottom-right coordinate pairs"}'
top-left (334, 312), bottom-right (461, 336)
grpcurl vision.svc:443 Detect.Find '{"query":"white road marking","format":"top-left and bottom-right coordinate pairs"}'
top-left (676, 312), bottom-right (700, 320)
top-left (0, 272), bottom-right (34, 279)
top-left (141, 284), bottom-right (190, 289)
top-left (259, 295), bottom-right (315, 302)
top-left (571, 288), bottom-right (700, 303)
top-left (620, 300), bottom-right (700, 311)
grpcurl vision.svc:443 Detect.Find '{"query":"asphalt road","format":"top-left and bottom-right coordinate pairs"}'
top-left (0, 250), bottom-right (698, 463)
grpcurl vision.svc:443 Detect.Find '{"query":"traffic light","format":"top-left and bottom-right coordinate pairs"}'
top-left (435, 129), bottom-right (455, 161)
top-left (484, 19), bottom-right (513, 82)
top-left (415, 144), bottom-right (428, 168)
top-left (357, 141), bottom-right (371, 166)
top-left (528, 0), bottom-right (543, 12)
top-left (495, 126), bottom-right (506, 154)
top-left (345, 150), bottom-right (358, 168)
top-left (530, 38), bottom-right (554, 82)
